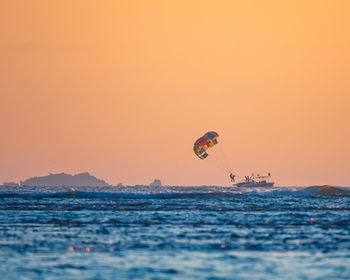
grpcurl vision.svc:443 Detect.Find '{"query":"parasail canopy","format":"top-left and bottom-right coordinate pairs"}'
top-left (193, 131), bottom-right (219, 159)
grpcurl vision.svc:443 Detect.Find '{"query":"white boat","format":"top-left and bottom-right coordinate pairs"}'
top-left (234, 173), bottom-right (274, 188)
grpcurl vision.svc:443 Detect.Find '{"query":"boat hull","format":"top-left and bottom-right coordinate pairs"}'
top-left (236, 182), bottom-right (274, 188)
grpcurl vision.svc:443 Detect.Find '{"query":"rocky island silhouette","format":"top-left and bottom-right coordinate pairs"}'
top-left (19, 172), bottom-right (111, 187)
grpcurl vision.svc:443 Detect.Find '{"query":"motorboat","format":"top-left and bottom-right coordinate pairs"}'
top-left (234, 173), bottom-right (274, 188)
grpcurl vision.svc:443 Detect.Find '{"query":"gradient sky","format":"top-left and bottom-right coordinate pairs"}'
top-left (1, 1), bottom-right (349, 186)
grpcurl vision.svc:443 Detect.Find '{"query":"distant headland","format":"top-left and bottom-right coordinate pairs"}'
top-left (2, 172), bottom-right (111, 187)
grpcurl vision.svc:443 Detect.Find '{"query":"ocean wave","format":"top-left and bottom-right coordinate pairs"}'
top-left (0, 191), bottom-right (238, 200)
top-left (0, 185), bottom-right (349, 200)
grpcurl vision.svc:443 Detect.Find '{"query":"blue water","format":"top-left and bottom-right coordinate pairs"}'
top-left (0, 186), bottom-right (349, 279)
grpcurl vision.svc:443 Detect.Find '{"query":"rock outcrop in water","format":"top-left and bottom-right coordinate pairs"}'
top-left (1, 182), bottom-right (19, 187)
top-left (20, 172), bottom-right (111, 187)
top-left (304, 185), bottom-right (350, 197)
top-left (150, 179), bottom-right (162, 187)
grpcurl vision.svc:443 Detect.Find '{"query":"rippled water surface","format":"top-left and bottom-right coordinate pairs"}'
top-left (0, 186), bottom-right (349, 279)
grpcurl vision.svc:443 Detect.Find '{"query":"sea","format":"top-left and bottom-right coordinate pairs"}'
top-left (0, 185), bottom-right (349, 280)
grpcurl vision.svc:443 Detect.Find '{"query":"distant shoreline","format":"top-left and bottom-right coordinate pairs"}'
top-left (1, 172), bottom-right (111, 187)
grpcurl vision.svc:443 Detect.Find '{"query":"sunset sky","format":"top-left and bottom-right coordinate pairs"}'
top-left (1, 1), bottom-right (349, 186)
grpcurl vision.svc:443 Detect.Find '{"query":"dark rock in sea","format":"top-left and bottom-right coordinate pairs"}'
top-left (20, 172), bottom-right (111, 187)
top-left (150, 179), bottom-right (162, 187)
top-left (1, 182), bottom-right (19, 187)
top-left (304, 185), bottom-right (350, 197)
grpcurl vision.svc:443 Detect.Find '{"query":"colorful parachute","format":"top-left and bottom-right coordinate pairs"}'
top-left (193, 131), bottom-right (219, 159)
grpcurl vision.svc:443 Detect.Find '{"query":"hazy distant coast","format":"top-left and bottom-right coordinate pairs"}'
top-left (2, 172), bottom-right (111, 187)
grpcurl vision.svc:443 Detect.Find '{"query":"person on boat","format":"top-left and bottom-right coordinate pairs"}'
top-left (229, 173), bottom-right (235, 182)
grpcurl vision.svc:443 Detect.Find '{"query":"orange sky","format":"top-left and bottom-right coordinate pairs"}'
top-left (1, 1), bottom-right (349, 186)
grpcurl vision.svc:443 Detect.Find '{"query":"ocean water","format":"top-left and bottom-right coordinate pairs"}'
top-left (0, 185), bottom-right (349, 280)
